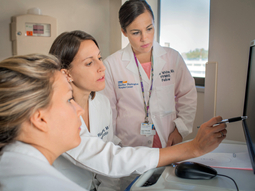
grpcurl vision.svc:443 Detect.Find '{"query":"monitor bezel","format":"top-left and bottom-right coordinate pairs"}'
top-left (242, 39), bottom-right (255, 174)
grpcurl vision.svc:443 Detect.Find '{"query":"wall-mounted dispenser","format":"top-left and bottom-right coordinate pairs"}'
top-left (11, 8), bottom-right (57, 55)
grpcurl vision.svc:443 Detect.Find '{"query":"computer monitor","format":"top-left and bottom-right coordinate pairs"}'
top-left (242, 39), bottom-right (255, 174)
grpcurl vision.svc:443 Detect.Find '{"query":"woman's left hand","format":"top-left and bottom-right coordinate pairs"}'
top-left (166, 127), bottom-right (183, 147)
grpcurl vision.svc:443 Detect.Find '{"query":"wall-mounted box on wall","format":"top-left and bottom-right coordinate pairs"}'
top-left (11, 8), bottom-right (57, 55)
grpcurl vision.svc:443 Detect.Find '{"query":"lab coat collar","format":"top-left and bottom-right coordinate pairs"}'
top-left (122, 43), bottom-right (133, 61)
top-left (122, 41), bottom-right (167, 82)
top-left (2, 141), bottom-right (50, 164)
top-left (121, 41), bottom-right (167, 60)
top-left (152, 41), bottom-right (166, 79)
top-left (152, 41), bottom-right (167, 58)
top-left (122, 44), bottom-right (145, 82)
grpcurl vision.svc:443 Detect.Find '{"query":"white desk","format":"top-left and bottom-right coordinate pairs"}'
top-left (126, 141), bottom-right (255, 191)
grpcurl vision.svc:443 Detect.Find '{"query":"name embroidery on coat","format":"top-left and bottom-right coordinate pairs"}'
top-left (97, 126), bottom-right (109, 139)
top-left (159, 70), bottom-right (174, 82)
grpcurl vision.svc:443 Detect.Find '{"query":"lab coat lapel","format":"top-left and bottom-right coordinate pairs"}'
top-left (88, 96), bottom-right (99, 133)
top-left (123, 45), bottom-right (138, 75)
top-left (122, 44), bottom-right (150, 85)
top-left (153, 41), bottom-right (166, 80)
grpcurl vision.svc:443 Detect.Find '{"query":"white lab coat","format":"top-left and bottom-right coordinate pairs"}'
top-left (54, 93), bottom-right (158, 190)
top-left (0, 141), bottom-right (87, 191)
top-left (86, 93), bottom-right (122, 191)
top-left (103, 41), bottom-right (197, 148)
top-left (88, 93), bottom-right (121, 145)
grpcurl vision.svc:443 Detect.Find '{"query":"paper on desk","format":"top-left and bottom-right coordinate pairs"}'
top-left (183, 152), bottom-right (252, 170)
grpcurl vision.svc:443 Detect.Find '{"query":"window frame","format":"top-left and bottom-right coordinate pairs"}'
top-left (157, 0), bottom-right (206, 87)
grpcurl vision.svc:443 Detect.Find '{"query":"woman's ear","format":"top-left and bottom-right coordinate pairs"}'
top-left (61, 69), bottom-right (73, 83)
top-left (30, 109), bottom-right (49, 133)
top-left (121, 28), bottom-right (127, 37)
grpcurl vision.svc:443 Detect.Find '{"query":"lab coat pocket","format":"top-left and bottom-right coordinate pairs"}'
top-left (155, 84), bottom-right (175, 116)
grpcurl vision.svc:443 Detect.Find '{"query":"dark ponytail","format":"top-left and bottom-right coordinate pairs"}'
top-left (119, 0), bottom-right (154, 32)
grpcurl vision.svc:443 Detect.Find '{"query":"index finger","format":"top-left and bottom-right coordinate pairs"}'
top-left (211, 123), bottom-right (227, 133)
top-left (204, 116), bottom-right (223, 127)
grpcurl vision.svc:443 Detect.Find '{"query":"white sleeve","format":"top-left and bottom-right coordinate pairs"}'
top-left (173, 53), bottom-right (197, 138)
top-left (64, 128), bottom-right (159, 178)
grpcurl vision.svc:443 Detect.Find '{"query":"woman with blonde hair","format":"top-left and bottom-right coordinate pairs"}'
top-left (0, 54), bottom-right (86, 190)
top-left (0, 53), bottom-right (227, 191)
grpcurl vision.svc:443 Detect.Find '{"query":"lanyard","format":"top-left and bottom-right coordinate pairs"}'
top-left (133, 51), bottom-right (154, 123)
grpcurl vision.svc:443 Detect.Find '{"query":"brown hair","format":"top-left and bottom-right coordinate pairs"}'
top-left (119, 0), bottom-right (154, 32)
top-left (49, 30), bottom-right (99, 99)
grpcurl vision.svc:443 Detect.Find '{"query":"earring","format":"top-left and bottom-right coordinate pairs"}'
top-left (69, 79), bottom-right (72, 83)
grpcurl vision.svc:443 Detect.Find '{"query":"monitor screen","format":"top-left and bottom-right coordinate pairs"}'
top-left (242, 39), bottom-right (255, 174)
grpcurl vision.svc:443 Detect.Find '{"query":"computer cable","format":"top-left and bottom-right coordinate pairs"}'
top-left (217, 174), bottom-right (239, 191)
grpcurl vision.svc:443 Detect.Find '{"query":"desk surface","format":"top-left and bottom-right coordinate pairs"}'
top-left (128, 141), bottom-right (255, 191)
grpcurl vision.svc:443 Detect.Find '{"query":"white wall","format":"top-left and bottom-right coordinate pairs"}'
top-left (0, 0), bottom-right (111, 60)
top-left (109, 0), bottom-right (122, 54)
top-left (204, 0), bottom-right (255, 142)
top-left (1, 0), bottom-right (254, 142)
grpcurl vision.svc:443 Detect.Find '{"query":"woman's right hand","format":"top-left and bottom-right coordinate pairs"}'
top-left (191, 116), bottom-right (227, 158)
top-left (157, 116), bottom-right (227, 167)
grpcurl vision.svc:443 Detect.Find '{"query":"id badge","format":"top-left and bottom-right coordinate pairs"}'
top-left (140, 123), bottom-right (156, 136)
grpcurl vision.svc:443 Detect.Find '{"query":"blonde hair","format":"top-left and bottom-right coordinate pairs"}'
top-left (0, 54), bottom-right (60, 151)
